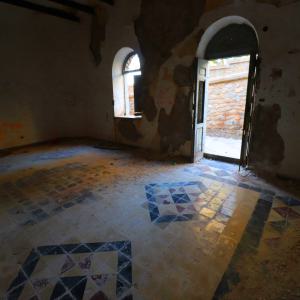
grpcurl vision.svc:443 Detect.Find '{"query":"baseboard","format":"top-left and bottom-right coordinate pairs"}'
top-left (0, 137), bottom-right (89, 157)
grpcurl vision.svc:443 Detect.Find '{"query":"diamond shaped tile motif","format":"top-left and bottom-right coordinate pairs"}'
top-left (273, 207), bottom-right (300, 219)
top-left (5, 241), bottom-right (132, 300)
top-left (171, 193), bottom-right (191, 204)
top-left (144, 180), bottom-right (236, 226)
top-left (276, 196), bottom-right (300, 206)
top-left (0, 162), bottom-right (103, 228)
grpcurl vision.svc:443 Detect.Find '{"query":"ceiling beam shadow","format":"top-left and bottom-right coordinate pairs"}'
top-left (48, 0), bottom-right (94, 14)
top-left (1, 0), bottom-right (80, 22)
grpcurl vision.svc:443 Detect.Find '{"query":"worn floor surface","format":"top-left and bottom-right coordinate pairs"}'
top-left (0, 141), bottom-right (299, 300)
top-left (205, 136), bottom-right (242, 160)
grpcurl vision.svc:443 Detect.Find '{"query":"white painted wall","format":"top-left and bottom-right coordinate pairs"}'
top-left (0, 3), bottom-right (95, 148)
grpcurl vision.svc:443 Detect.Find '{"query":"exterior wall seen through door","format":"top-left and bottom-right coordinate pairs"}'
top-left (207, 56), bottom-right (250, 138)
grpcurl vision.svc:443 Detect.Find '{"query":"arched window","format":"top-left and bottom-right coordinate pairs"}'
top-left (112, 48), bottom-right (142, 118)
top-left (122, 52), bottom-right (141, 116)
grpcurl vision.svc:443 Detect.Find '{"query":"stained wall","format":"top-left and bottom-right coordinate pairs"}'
top-left (91, 0), bottom-right (300, 179)
top-left (0, 2), bottom-right (98, 149)
top-left (1, 0), bottom-right (300, 179)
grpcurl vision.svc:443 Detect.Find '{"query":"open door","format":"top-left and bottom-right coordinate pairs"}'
top-left (192, 59), bottom-right (209, 162)
top-left (240, 52), bottom-right (259, 168)
top-left (133, 74), bottom-right (142, 115)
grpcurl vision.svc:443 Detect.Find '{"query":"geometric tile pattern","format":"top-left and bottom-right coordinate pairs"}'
top-left (0, 163), bottom-right (103, 227)
top-left (267, 195), bottom-right (300, 234)
top-left (6, 241), bottom-right (132, 300)
top-left (214, 193), bottom-right (300, 299)
top-left (145, 180), bottom-right (236, 225)
top-left (184, 160), bottom-right (281, 200)
top-left (0, 148), bottom-right (84, 174)
top-left (213, 197), bottom-right (273, 299)
top-left (273, 206), bottom-right (300, 219)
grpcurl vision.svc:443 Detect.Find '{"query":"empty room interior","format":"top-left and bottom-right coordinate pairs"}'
top-left (0, 1), bottom-right (300, 300)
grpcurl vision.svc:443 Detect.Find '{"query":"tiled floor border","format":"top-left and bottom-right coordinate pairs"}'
top-left (212, 197), bottom-right (273, 299)
top-left (6, 241), bottom-right (132, 300)
top-left (145, 172), bottom-right (280, 224)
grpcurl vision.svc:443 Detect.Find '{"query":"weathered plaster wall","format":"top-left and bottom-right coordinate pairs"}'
top-left (0, 2), bottom-right (98, 149)
top-left (1, 0), bottom-right (300, 179)
top-left (90, 0), bottom-right (300, 179)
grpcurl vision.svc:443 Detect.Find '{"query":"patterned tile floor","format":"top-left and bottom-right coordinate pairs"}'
top-left (7, 241), bottom-right (132, 299)
top-left (0, 141), bottom-right (299, 299)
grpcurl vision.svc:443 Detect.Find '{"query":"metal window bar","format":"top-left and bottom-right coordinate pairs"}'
top-left (122, 52), bottom-right (141, 74)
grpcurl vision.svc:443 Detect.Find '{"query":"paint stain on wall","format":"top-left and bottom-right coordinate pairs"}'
top-left (90, 6), bottom-right (107, 66)
top-left (288, 48), bottom-right (300, 54)
top-left (1, 122), bottom-right (23, 130)
top-left (0, 122), bottom-right (23, 143)
top-left (135, 0), bottom-right (205, 122)
top-left (175, 29), bottom-right (204, 58)
top-left (135, 0), bottom-right (205, 68)
top-left (270, 68), bottom-right (283, 81)
top-left (158, 89), bottom-right (193, 153)
top-left (249, 104), bottom-right (284, 165)
top-left (117, 119), bottom-right (142, 142)
top-left (173, 65), bottom-right (194, 87)
top-left (288, 88), bottom-right (296, 98)
top-left (158, 63), bottom-right (194, 153)
top-left (0, 128), bottom-right (5, 141)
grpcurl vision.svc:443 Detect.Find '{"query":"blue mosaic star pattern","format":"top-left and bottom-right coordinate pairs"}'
top-left (144, 176), bottom-right (287, 224)
top-left (145, 181), bottom-right (210, 223)
top-left (6, 241), bottom-right (132, 300)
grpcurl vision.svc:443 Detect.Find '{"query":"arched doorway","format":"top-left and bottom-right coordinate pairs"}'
top-left (192, 16), bottom-right (259, 168)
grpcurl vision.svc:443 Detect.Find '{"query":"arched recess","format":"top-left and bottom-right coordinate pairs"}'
top-left (196, 16), bottom-right (259, 59)
top-left (112, 47), bottom-right (134, 117)
top-left (193, 16), bottom-right (259, 167)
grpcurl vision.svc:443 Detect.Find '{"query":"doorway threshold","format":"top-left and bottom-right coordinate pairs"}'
top-left (204, 153), bottom-right (239, 165)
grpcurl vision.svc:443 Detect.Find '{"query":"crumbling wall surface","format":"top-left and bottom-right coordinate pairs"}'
top-left (86, 0), bottom-right (142, 144)
top-left (0, 2), bottom-right (95, 149)
top-left (96, 0), bottom-right (299, 178)
top-left (2, 0), bottom-right (300, 178)
top-left (247, 1), bottom-right (300, 178)
top-left (249, 104), bottom-right (285, 165)
top-left (134, 0), bottom-right (205, 121)
top-left (133, 0), bottom-right (207, 155)
top-left (116, 118), bottom-right (142, 142)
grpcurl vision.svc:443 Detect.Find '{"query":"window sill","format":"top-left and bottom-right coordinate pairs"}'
top-left (114, 115), bottom-right (142, 120)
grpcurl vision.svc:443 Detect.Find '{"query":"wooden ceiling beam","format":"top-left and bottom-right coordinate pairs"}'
top-left (48, 0), bottom-right (94, 14)
top-left (1, 0), bottom-right (80, 22)
top-left (97, 0), bottom-right (114, 6)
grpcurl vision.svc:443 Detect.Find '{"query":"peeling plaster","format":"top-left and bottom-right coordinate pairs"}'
top-left (135, 0), bottom-right (205, 122)
top-left (90, 6), bottom-right (107, 66)
top-left (158, 63), bottom-right (194, 153)
top-left (158, 88), bottom-right (193, 153)
top-left (288, 48), bottom-right (300, 54)
top-left (175, 29), bottom-right (204, 58)
top-left (173, 65), bottom-right (194, 87)
top-left (250, 104), bottom-right (285, 165)
top-left (117, 119), bottom-right (142, 142)
top-left (288, 88), bottom-right (296, 97)
top-left (270, 68), bottom-right (283, 81)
